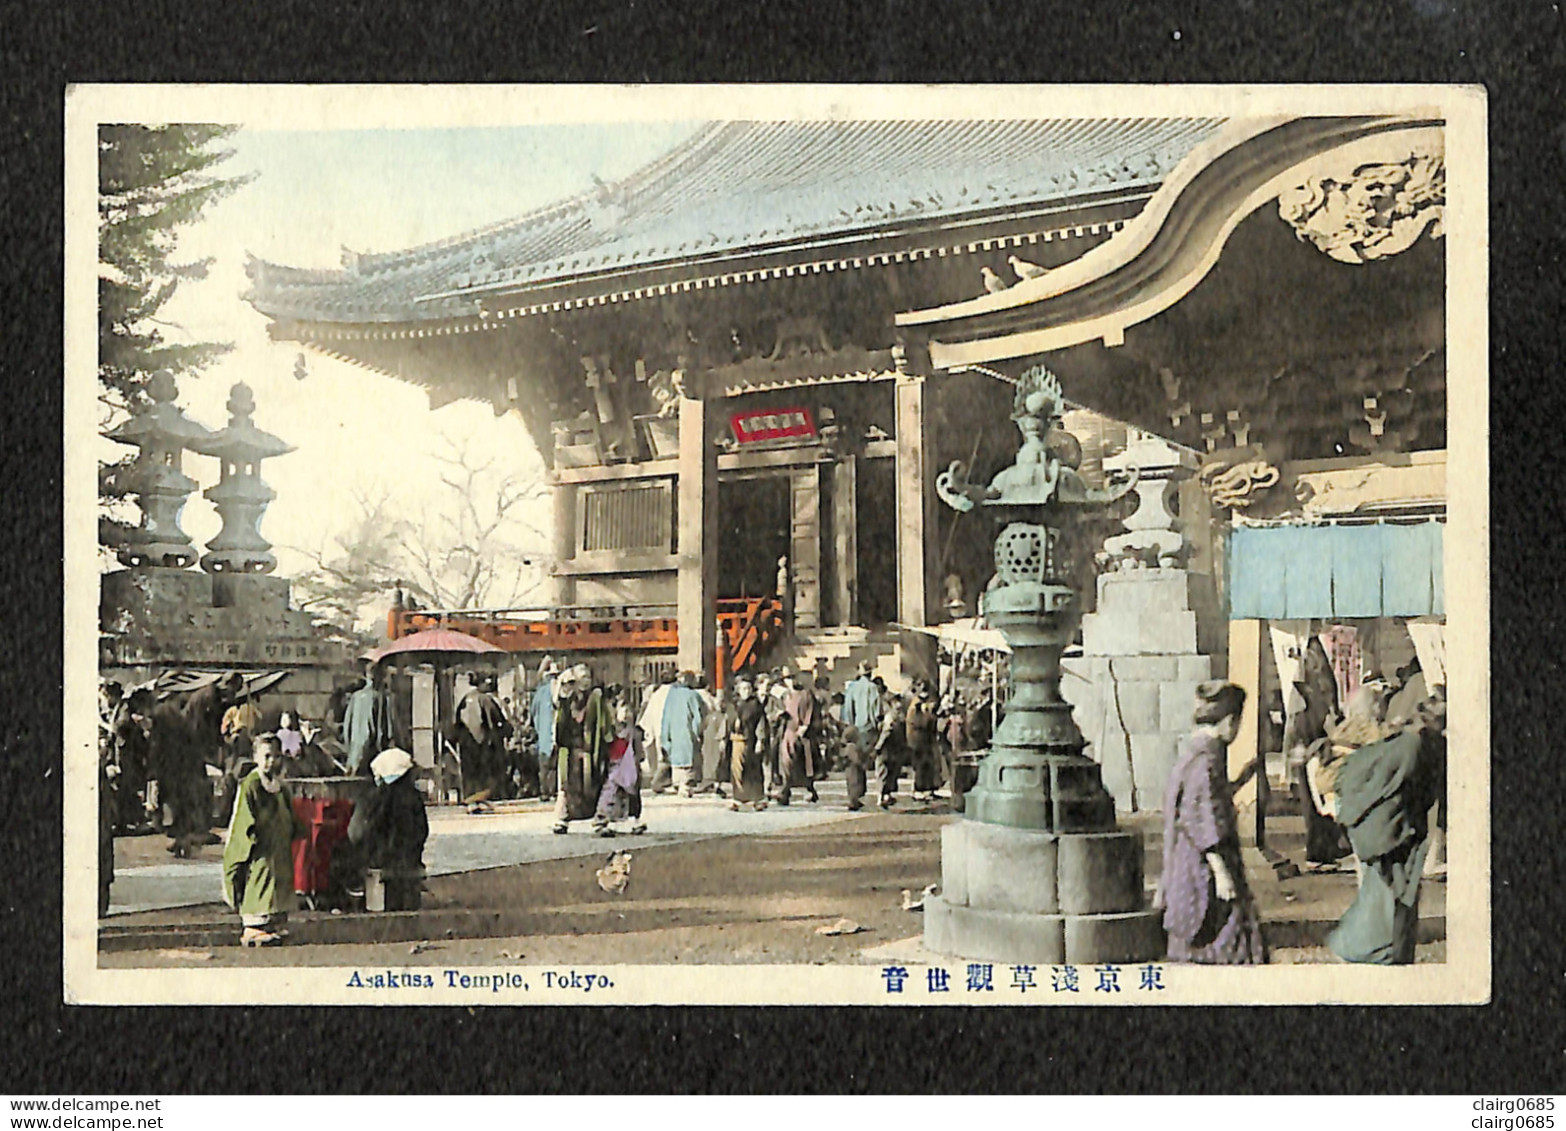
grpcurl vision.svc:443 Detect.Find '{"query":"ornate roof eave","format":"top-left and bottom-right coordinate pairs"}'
top-left (423, 185), bottom-right (1156, 309)
top-left (257, 196), bottom-right (1149, 346)
top-left (895, 115), bottom-right (1446, 369)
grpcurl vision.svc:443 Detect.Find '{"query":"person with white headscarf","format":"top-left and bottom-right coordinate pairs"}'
top-left (330, 747), bottom-right (430, 909)
top-left (222, 733), bottom-right (305, 947)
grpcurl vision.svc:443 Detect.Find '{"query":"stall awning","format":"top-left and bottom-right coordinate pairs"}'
top-left (1227, 520), bottom-right (1443, 620)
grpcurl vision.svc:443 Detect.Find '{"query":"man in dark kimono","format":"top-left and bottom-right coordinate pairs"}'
top-left (553, 666), bottom-right (614, 834)
top-left (874, 693), bottom-right (909, 808)
top-left (98, 684), bottom-right (120, 916)
top-left (456, 673), bottom-right (512, 812)
top-left (1327, 691), bottom-right (1446, 964)
top-left (728, 678), bottom-right (768, 809)
top-left (1286, 637), bottom-right (1346, 870)
top-left (110, 686), bottom-right (155, 833)
top-left (905, 679), bottom-right (940, 801)
top-left (150, 678), bottom-right (230, 857)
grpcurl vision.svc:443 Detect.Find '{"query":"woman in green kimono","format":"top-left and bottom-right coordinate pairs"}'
top-left (1327, 691), bottom-right (1446, 964)
top-left (222, 734), bottom-right (305, 947)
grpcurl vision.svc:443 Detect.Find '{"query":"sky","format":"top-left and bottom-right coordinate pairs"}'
top-left (122, 121), bottom-right (705, 611)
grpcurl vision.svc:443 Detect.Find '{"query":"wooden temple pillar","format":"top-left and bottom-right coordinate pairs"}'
top-left (549, 477), bottom-right (577, 608)
top-left (832, 455), bottom-right (858, 627)
top-left (1226, 617), bottom-right (1267, 846)
top-left (895, 370), bottom-right (937, 681)
top-left (676, 392), bottom-right (720, 683)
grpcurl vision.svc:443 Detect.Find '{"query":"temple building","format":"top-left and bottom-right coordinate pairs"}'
top-left (245, 113), bottom-right (1451, 811)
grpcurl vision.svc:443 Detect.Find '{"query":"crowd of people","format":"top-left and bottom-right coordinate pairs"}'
top-left (99, 646), bottom-right (1448, 964)
top-left (493, 658), bottom-right (1002, 837)
top-left (98, 672), bottom-right (356, 853)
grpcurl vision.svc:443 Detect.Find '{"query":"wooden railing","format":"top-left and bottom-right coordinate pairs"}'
top-left (386, 595), bottom-right (785, 681)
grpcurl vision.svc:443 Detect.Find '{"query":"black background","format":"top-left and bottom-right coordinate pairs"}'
top-left (2, 0), bottom-right (1560, 1095)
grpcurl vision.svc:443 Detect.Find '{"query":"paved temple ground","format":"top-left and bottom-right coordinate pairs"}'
top-left (99, 778), bottom-right (1445, 968)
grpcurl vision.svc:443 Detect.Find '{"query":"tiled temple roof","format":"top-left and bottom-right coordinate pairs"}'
top-left (244, 117), bottom-right (1225, 325)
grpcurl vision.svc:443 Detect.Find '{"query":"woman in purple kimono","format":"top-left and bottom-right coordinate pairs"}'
top-left (1158, 681), bottom-right (1268, 965)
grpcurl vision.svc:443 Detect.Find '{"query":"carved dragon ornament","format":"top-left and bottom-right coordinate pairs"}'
top-left (1276, 152), bottom-right (1445, 265)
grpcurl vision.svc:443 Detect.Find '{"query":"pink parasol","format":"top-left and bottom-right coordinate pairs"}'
top-left (365, 627), bottom-right (506, 666)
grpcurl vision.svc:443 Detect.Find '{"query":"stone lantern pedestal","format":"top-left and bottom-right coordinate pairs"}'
top-left (924, 368), bottom-right (1165, 965)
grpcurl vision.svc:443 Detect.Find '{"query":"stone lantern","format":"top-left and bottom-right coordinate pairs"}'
top-left (189, 382), bottom-right (294, 574)
top-left (926, 365), bottom-right (1165, 964)
top-left (103, 372), bottom-right (216, 569)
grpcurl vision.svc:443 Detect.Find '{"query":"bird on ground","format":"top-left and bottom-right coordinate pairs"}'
top-left (980, 266), bottom-right (1008, 294)
top-left (596, 850), bottom-right (633, 894)
top-left (1008, 254), bottom-right (1050, 281)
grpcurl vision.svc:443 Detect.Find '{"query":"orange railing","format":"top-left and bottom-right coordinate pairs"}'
top-left (387, 595), bottom-right (784, 682)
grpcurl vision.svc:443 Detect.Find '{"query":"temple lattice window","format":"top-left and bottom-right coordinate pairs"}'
top-left (580, 481), bottom-right (674, 554)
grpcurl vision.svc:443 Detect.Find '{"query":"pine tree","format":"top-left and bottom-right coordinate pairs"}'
top-left (98, 124), bottom-right (251, 547)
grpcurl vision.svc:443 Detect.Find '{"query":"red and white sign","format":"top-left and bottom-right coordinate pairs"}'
top-left (730, 407), bottom-right (817, 444)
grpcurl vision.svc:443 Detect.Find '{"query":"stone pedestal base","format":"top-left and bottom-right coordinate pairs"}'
top-left (1066, 567), bottom-right (1218, 811)
top-left (100, 569), bottom-right (214, 634)
top-left (923, 819), bottom-right (1165, 964)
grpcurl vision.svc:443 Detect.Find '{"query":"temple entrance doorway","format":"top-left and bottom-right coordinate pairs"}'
top-left (717, 473), bottom-right (791, 602)
top-left (856, 457), bottom-right (898, 627)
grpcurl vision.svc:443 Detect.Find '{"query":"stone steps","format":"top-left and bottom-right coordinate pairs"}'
top-left (761, 630), bottom-right (904, 689)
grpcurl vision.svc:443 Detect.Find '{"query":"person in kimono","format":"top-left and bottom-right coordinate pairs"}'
top-left (775, 671), bottom-right (818, 806)
top-left (813, 674), bottom-right (839, 782)
top-left (98, 684), bottom-right (119, 916)
top-left (874, 693), bottom-right (910, 808)
top-left (1285, 637), bottom-right (1346, 871)
top-left (639, 669), bottom-right (678, 794)
top-left (222, 734), bottom-right (306, 947)
top-left (328, 747), bottom-right (430, 907)
top-left (1326, 690), bottom-right (1446, 964)
top-left (593, 697), bottom-right (648, 836)
top-left (728, 678), bottom-right (769, 810)
top-left (1157, 681), bottom-right (1268, 965)
top-left (840, 661), bottom-right (882, 812)
top-left (763, 668), bottom-right (792, 790)
top-left (552, 666), bottom-right (615, 834)
top-left (1308, 683), bottom-right (1396, 827)
top-left (531, 659), bottom-right (560, 802)
top-left (905, 679), bottom-right (941, 801)
top-left (697, 685), bottom-right (733, 797)
top-left (342, 661), bottom-right (390, 776)
top-left (456, 672), bottom-right (512, 812)
top-left (109, 685), bottom-right (155, 833)
top-left (660, 671), bottom-right (709, 798)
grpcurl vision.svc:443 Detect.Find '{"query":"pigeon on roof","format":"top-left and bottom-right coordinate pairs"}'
top-left (1008, 254), bottom-right (1049, 281)
top-left (981, 266), bottom-right (1008, 294)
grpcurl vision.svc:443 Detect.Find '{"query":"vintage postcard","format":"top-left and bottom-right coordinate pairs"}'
top-left (64, 83), bottom-right (1488, 1005)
